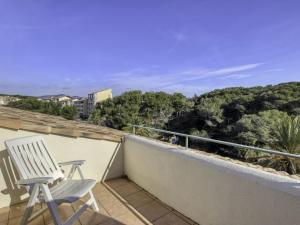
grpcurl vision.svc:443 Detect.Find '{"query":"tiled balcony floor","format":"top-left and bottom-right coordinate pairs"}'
top-left (0, 178), bottom-right (198, 225)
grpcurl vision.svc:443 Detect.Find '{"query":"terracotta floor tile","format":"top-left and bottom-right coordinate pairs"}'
top-left (155, 200), bottom-right (174, 211)
top-left (72, 199), bottom-right (110, 218)
top-left (9, 202), bottom-right (41, 219)
top-left (136, 201), bottom-right (171, 222)
top-left (97, 193), bottom-right (121, 209)
top-left (173, 211), bottom-right (197, 225)
top-left (92, 183), bottom-right (107, 193)
top-left (111, 183), bottom-right (142, 198)
top-left (100, 217), bottom-right (124, 225)
top-left (143, 191), bottom-right (158, 200)
top-left (153, 212), bottom-right (190, 225)
top-left (8, 215), bottom-right (44, 225)
top-left (0, 178), bottom-right (197, 225)
top-left (105, 178), bottom-right (130, 189)
top-left (124, 191), bottom-right (155, 208)
top-left (104, 201), bottom-right (133, 218)
top-left (94, 188), bottom-right (114, 201)
top-left (112, 212), bottom-right (145, 225)
top-left (79, 209), bottom-right (110, 225)
top-left (43, 203), bottom-right (74, 225)
top-left (8, 203), bottom-right (26, 219)
top-left (0, 207), bottom-right (9, 223)
top-left (47, 222), bottom-right (80, 225)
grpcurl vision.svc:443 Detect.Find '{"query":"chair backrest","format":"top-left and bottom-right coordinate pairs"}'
top-left (5, 135), bottom-right (64, 181)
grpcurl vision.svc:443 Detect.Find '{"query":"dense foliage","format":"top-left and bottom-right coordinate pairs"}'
top-left (91, 91), bottom-right (191, 130)
top-left (91, 82), bottom-right (300, 172)
top-left (7, 98), bottom-right (78, 120)
top-left (167, 83), bottom-right (300, 149)
top-left (5, 82), bottom-right (300, 173)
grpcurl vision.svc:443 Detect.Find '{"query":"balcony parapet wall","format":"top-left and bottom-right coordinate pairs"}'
top-left (124, 134), bottom-right (300, 225)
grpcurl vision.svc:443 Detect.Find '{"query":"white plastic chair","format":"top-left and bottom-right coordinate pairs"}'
top-left (5, 135), bottom-right (99, 225)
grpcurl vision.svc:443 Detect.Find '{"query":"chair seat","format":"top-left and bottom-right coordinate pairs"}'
top-left (49, 179), bottom-right (97, 204)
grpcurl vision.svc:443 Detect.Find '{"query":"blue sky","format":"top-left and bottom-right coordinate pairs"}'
top-left (0, 0), bottom-right (299, 97)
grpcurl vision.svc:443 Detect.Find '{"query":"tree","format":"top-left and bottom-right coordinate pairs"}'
top-left (8, 82), bottom-right (300, 174)
top-left (274, 116), bottom-right (300, 174)
top-left (60, 106), bottom-right (77, 120)
top-left (91, 90), bottom-right (192, 131)
top-left (234, 110), bottom-right (287, 148)
top-left (253, 116), bottom-right (300, 174)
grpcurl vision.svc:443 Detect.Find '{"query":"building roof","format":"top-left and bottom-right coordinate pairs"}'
top-left (0, 106), bottom-right (123, 142)
top-left (90, 88), bottom-right (112, 94)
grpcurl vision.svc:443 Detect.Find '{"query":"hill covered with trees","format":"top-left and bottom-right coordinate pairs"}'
top-left (5, 82), bottom-right (300, 173)
top-left (7, 97), bottom-right (78, 120)
top-left (91, 82), bottom-right (300, 172)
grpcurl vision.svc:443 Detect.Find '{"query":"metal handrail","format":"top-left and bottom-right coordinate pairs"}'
top-left (128, 124), bottom-right (300, 160)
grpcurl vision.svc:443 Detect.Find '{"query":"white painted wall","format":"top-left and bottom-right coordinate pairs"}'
top-left (124, 134), bottom-right (300, 225)
top-left (0, 128), bottom-right (124, 207)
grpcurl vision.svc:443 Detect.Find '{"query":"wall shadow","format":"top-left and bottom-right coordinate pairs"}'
top-left (101, 142), bottom-right (124, 181)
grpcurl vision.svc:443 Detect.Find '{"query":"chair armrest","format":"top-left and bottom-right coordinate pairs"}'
top-left (58, 160), bottom-right (86, 167)
top-left (17, 177), bottom-right (54, 186)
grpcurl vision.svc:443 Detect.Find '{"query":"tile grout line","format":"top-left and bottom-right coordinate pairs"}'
top-left (5, 208), bottom-right (10, 225)
top-left (150, 210), bottom-right (174, 224)
top-left (103, 180), bottom-right (183, 224)
top-left (104, 178), bottom-right (131, 189)
top-left (173, 211), bottom-right (198, 225)
top-left (102, 182), bottom-right (152, 225)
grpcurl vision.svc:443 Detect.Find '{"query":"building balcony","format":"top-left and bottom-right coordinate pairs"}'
top-left (0, 106), bottom-right (300, 225)
top-left (0, 178), bottom-right (195, 225)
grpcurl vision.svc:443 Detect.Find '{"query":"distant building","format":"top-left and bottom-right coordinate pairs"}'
top-left (53, 96), bottom-right (72, 103)
top-left (87, 89), bottom-right (112, 116)
top-left (37, 89), bottom-right (113, 118)
top-left (0, 96), bottom-right (20, 105)
top-left (60, 97), bottom-right (79, 107)
top-left (39, 94), bottom-right (70, 101)
top-left (73, 98), bottom-right (88, 118)
top-left (39, 95), bottom-right (73, 106)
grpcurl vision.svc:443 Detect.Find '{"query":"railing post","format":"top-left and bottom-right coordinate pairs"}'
top-left (127, 124), bottom-right (300, 160)
top-left (185, 136), bottom-right (189, 149)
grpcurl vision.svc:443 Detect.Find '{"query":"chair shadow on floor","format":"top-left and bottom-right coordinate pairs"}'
top-left (0, 149), bottom-right (28, 206)
top-left (0, 146), bottom-right (129, 225)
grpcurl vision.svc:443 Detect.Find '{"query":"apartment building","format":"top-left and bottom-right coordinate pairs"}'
top-left (37, 89), bottom-right (112, 118)
top-left (39, 95), bottom-right (71, 103)
top-left (73, 98), bottom-right (88, 118)
top-left (87, 88), bottom-right (112, 116)
top-left (0, 95), bottom-right (20, 105)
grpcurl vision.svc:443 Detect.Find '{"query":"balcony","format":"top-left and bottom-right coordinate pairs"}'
top-left (1, 106), bottom-right (300, 225)
top-left (0, 178), bottom-right (195, 225)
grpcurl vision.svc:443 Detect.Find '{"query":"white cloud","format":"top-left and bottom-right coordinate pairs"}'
top-left (104, 63), bottom-right (263, 96)
top-left (207, 63), bottom-right (262, 75)
top-left (1, 63), bottom-right (263, 97)
top-left (220, 73), bottom-right (252, 80)
top-left (172, 63), bottom-right (262, 81)
top-left (262, 68), bottom-right (284, 73)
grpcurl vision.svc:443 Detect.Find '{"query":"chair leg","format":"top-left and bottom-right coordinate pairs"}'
top-left (47, 202), bottom-right (62, 225)
top-left (20, 184), bottom-right (40, 225)
top-left (20, 206), bottom-right (34, 225)
top-left (40, 184), bottom-right (63, 225)
top-left (89, 191), bottom-right (99, 212)
top-left (77, 166), bottom-right (99, 211)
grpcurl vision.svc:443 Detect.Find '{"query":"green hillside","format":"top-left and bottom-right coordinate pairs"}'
top-left (91, 82), bottom-right (300, 172)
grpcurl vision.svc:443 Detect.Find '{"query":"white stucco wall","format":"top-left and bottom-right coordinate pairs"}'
top-left (124, 134), bottom-right (300, 225)
top-left (0, 128), bottom-right (124, 208)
